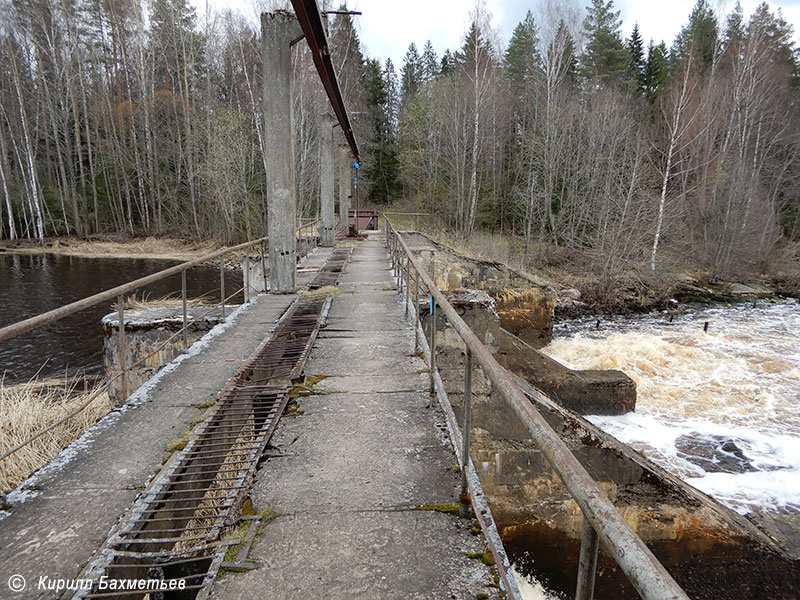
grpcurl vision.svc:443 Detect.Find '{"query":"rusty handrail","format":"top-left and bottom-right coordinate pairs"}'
top-left (384, 216), bottom-right (689, 600)
top-left (295, 218), bottom-right (321, 236)
top-left (0, 238), bottom-right (269, 344)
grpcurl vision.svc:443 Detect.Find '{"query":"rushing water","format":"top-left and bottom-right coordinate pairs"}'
top-left (0, 253), bottom-right (243, 382)
top-left (541, 300), bottom-right (800, 515)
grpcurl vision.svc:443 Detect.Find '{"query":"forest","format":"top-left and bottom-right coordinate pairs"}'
top-left (1, 0), bottom-right (799, 287)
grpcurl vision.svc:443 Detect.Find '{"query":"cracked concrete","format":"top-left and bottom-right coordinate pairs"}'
top-left (212, 235), bottom-right (497, 600)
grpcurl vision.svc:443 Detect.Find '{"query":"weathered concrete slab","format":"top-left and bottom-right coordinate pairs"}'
top-left (213, 237), bottom-right (496, 599)
top-left (0, 292), bottom-right (296, 599)
top-left (211, 511), bottom-right (491, 600)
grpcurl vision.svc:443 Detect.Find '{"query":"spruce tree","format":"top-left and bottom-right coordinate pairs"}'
top-left (505, 10), bottom-right (541, 104)
top-left (362, 58), bottom-right (398, 204)
top-left (643, 40), bottom-right (669, 104)
top-left (400, 43), bottom-right (423, 102)
top-left (421, 40), bottom-right (438, 82)
top-left (440, 49), bottom-right (455, 75)
top-left (626, 23), bottom-right (646, 93)
top-left (580, 0), bottom-right (629, 87)
top-left (383, 58), bottom-right (400, 133)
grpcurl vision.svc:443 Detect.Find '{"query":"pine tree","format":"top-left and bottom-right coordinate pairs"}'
top-left (400, 43), bottom-right (423, 102)
top-left (670, 0), bottom-right (719, 71)
top-left (421, 40), bottom-right (438, 82)
top-left (626, 23), bottom-right (646, 93)
top-left (723, 1), bottom-right (745, 53)
top-left (580, 0), bottom-right (629, 87)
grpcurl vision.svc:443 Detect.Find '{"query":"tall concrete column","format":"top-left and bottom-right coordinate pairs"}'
top-left (339, 146), bottom-right (351, 232)
top-left (262, 12), bottom-right (301, 293)
top-left (319, 118), bottom-right (335, 246)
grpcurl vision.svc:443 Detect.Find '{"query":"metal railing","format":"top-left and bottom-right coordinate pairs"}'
top-left (382, 212), bottom-right (429, 233)
top-left (383, 215), bottom-right (689, 600)
top-left (0, 224), bottom-right (320, 467)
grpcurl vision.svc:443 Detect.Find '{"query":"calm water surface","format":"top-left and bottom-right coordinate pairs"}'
top-left (0, 253), bottom-right (242, 382)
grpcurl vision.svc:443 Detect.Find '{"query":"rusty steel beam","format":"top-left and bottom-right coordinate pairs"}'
top-left (385, 217), bottom-right (689, 600)
top-left (290, 0), bottom-right (359, 159)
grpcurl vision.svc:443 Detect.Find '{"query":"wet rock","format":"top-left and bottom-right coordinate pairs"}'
top-left (727, 282), bottom-right (772, 295)
top-left (675, 434), bottom-right (759, 474)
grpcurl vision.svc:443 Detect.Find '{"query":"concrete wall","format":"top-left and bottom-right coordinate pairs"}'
top-left (102, 307), bottom-right (227, 404)
top-left (403, 231), bottom-right (555, 348)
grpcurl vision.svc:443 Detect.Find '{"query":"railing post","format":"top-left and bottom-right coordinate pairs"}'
top-left (260, 241), bottom-right (268, 294)
top-left (117, 294), bottom-right (127, 403)
top-left (429, 256), bottom-right (436, 394)
top-left (429, 300), bottom-right (436, 395)
top-left (414, 266), bottom-right (420, 353)
top-left (576, 517), bottom-right (600, 600)
top-left (404, 255), bottom-right (410, 318)
top-left (181, 270), bottom-right (188, 349)
top-left (399, 254), bottom-right (405, 296)
top-left (459, 346), bottom-right (473, 518)
top-left (220, 256), bottom-right (226, 319)
top-left (244, 249), bottom-right (250, 303)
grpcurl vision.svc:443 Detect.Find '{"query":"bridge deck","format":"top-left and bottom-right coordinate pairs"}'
top-left (212, 234), bottom-right (496, 599)
top-left (0, 236), bottom-right (497, 599)
top-left (0, 250), bottom-right (332, 598)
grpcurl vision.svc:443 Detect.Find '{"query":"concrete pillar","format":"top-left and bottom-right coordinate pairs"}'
top-left (319, 118), bottom-right (335, 246)
top-left (338, 146), bottom-right (351, 232)
top-left (262, 12), bottom-right (301, 293)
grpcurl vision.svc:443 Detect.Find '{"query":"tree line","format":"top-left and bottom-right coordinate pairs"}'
top-left (1, 0), bottom-right (799, 282)
top-left (0, 0), bottom-right (354, 243)
top-left (369, 0), bottom-right (800, 281)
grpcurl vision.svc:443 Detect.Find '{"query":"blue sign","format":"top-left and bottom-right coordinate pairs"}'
top-left (353, 160), bottom-right (360, 169)
top-left (354, 177), bottom-right (358, 184)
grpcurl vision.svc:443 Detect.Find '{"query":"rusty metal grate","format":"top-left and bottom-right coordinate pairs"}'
top-left (74, 248), bottom-right (351, 599)
top-left (307, 247), bottom-right (351, 289)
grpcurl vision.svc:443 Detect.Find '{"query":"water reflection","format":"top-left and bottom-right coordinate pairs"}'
top-left (0, 253), bottom-right (243, 382)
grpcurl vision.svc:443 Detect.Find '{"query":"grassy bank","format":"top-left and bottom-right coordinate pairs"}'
top-left (0, 376), bottom-right (111, 492)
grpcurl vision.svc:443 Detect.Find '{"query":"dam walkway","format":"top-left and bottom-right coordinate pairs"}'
top-left (0, 233), bottom-right (499, 599)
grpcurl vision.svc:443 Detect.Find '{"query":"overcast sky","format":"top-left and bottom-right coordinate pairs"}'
top-left (328, 0), bottom-right (800, 72)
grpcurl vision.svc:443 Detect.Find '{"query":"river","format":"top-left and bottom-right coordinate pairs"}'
top-left (543, 300), bottom-right (800, 514)
top-left (513, 299), bottom-right (800, 599)
top-left (0, 253), bottom-right (243, 383)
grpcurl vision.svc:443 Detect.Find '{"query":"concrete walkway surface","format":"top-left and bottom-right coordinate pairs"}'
top-left (212, 235), bottom-right (497, 600)
top-left (0, 248), bottom-right (333, 599)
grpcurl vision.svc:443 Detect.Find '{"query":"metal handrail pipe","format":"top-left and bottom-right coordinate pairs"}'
top-left (295, 218), bottom-right (321, 233)
top-left (386, 218), bottom-right (688, 600)
top-left (0, 237), bottom-right (267, 344)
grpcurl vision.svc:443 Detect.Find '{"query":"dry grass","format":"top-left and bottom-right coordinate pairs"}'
top-left (0, 376), bottom-right (112, 491)
top-left (113, 291), bottom-right (214, 310)
top-left (1, 236), bottom-right (222, 261)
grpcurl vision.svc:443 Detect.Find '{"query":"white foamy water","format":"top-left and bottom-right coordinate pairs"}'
top-left (512, 564), bottom-right (562, 600)
top-left (542, 300), bottom-right (800, 514)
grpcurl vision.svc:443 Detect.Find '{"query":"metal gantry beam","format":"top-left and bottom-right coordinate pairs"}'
top-left (291, 0), bottom-right (359, 159)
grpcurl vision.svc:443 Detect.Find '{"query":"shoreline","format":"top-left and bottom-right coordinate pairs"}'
top-left (0, 236), bottom-right (223, 262)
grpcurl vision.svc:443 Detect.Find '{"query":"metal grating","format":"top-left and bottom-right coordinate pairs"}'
top-left (307, 247), bottom-right (351, 289)
top-left (74, 247), bottom-right (352, 599)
